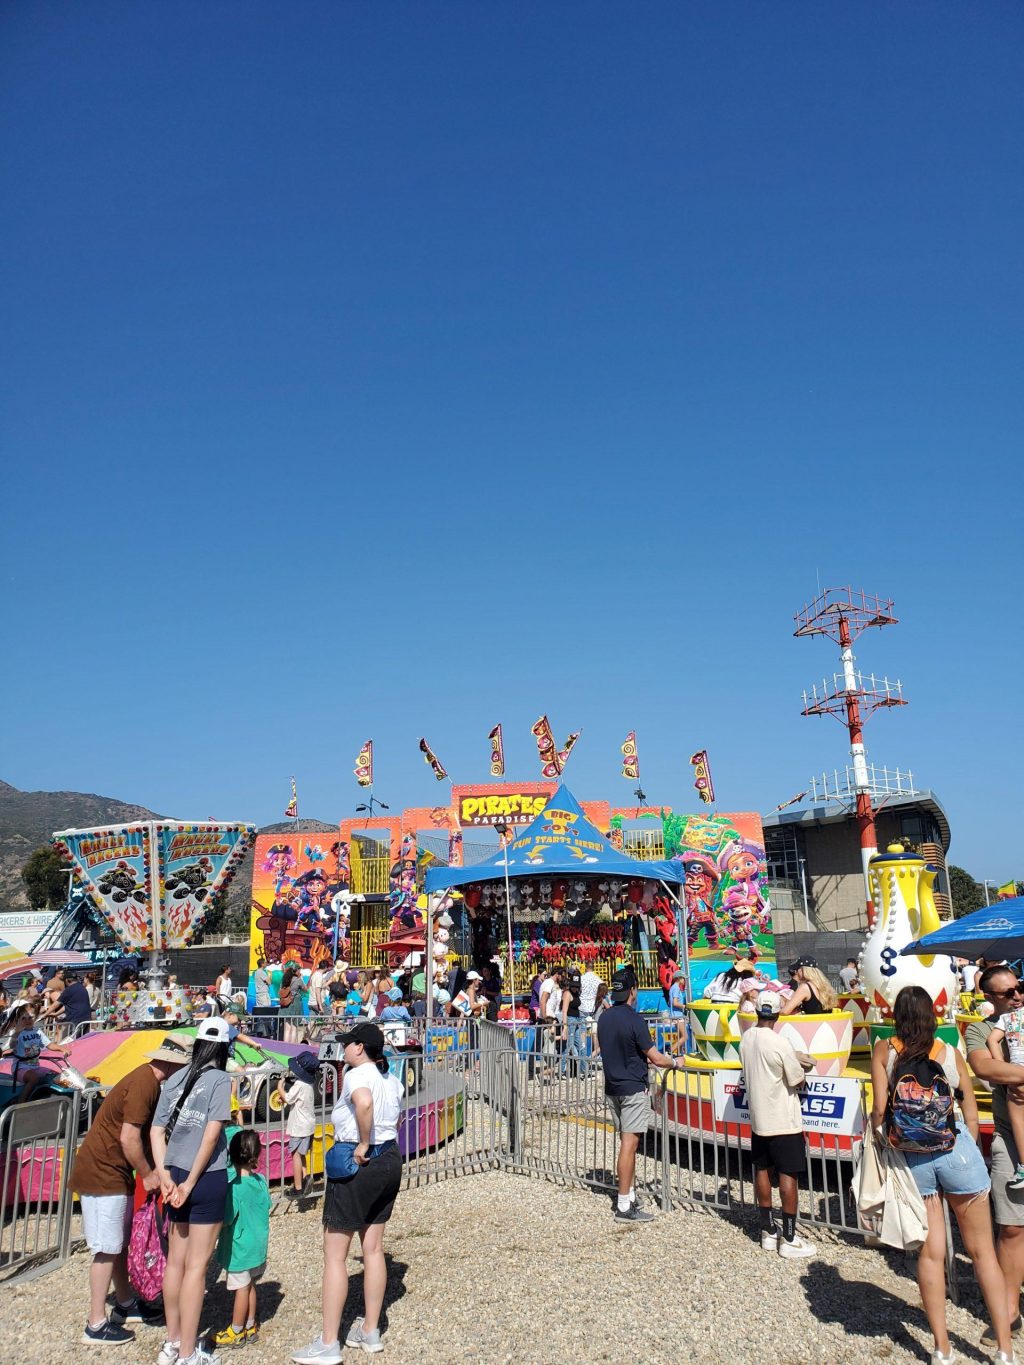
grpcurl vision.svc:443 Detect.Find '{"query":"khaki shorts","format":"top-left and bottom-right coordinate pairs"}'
top-left (990, 1134), bottom-right (1024, 1227)
top-left (226, 1261), bottom-right (265, 1290)
top-left (607, 1091), bottom-right (652, 1134)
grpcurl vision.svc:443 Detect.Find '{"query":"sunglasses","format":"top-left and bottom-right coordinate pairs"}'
top-left (988, 986), bottom-right (1024, 997)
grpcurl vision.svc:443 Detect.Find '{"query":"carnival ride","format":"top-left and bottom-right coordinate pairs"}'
top-left (660, 843), bottom-right (994, 1155)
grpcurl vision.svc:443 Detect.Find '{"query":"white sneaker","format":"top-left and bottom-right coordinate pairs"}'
top-left (991, 1352), bottom-right (1017, 1365)
top-left (778, 1231), bottom-right (816, 1259)
top-left (760, 1225), bottom-right (780, 1252)
top-left (930, 1349), bottom-right (955, 1365)
top-left (156, 1344), bottom-right (180, 1365)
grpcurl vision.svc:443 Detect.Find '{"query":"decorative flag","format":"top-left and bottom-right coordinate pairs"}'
top-left (284, 777), bottom-right (298, 819)
top-left (558, 729), bottom-right (582, 768)
top-left (621, 731), bottom-right (640, 781)
top-left (418, 737), bottom-right (448, 782)
top-left (773, 791), bottom-right (807, 812)
top-left (488, 724), bottom-right (505, 777)
top-left (997, 881), bottom-right (1018, 900)
top-left (532, 715), bottom-right (561, 778)
top-left (354, 740), bottom-right (374, 787)
top-left (690, 750), bottom-right (715, 805)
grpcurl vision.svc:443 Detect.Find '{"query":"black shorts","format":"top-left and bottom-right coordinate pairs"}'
top-left (750, 1131), bottom-right (806, 1177)
top-left (323, 1145), bottom-right (402, 1232)
top-left (165, 1165), bottom-right (228, 1225)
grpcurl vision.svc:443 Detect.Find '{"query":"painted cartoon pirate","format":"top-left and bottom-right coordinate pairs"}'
top-left (717, 838), bottom-right (767, 951)
top-left (682, 855), bottom-right (721, 948)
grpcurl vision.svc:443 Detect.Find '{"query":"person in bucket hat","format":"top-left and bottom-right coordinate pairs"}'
top-left (277, 1051), bottom-right (320, 1199)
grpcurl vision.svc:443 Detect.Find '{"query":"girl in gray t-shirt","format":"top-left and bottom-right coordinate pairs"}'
top-left (151, 1019), bottom-right (234, 1365)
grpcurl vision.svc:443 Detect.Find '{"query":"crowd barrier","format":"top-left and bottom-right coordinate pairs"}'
top-left (0, 1013), bottom-right (963, 1300)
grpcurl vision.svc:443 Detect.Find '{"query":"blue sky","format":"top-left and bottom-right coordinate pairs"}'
top-left (1, 3), bottom-right (1021, 881)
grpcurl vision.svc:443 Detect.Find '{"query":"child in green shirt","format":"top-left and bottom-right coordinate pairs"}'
top-left (214, 1129), bottom-right (271, 1349)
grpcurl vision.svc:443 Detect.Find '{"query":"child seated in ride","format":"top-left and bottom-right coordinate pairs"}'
top-left (378, 988), bottom-right (412, 1024)
top-left (1, 1011), bottom-right (70, 1103)
top-left (987, 1008), bottom-right (1024, 1189)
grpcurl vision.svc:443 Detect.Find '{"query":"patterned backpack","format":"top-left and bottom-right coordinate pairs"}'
top-left (128, 1193), bottom-right (168, 1304)
top-left (886, 1039), bottom-right (957, 1154)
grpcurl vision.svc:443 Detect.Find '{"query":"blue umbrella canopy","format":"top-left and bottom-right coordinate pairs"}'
top-left (424, 783), bottom-right (682, 891)
top-left (900, 897), bottom-right (1024, 960)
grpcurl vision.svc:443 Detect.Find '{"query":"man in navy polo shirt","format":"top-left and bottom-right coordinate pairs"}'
top-left (597, 967), bottom-right (682, 1224)
top-left (42, 971), bottom-right (92, 1028)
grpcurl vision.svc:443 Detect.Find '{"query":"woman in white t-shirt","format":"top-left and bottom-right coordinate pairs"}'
top-left (293, 1022), bottom-right (403, 1364)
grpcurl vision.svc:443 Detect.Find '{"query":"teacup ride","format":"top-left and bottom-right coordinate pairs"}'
top-left (838, 992), bottom-right (871, 1054)
top-left (661, 1000), bottom-right (860, 1155)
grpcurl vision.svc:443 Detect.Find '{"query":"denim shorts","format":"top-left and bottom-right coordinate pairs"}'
top-left (904, 1124), bottom-right (991, 1198)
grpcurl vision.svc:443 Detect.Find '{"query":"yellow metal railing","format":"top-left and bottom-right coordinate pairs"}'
top-left (350, 851), bottom-right (392, 896)
top-left (620, 829), bottom-right (666, 861)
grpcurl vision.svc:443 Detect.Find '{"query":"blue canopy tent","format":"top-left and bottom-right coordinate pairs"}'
top-left (424, 784), bottom-right (683, 890)
top-left (900, 897), bottom-right (1024, 961)
top-left (423, 784), bottom-right (687, 1014)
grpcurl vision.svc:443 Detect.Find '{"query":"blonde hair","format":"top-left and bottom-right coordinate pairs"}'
top-left (801, 966), bottom-right (838, 1012)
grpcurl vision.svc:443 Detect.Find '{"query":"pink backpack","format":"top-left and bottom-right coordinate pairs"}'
top-left (127, 1194), bottom-right (168, 1303)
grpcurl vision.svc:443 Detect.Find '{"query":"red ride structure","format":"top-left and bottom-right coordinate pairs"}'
top-left (794, 587), bottom-right (908, 930)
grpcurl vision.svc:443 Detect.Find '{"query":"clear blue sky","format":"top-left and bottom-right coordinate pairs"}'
top-left (2, 3), bottom-right (1021, 881)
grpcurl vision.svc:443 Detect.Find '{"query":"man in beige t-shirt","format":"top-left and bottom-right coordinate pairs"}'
top-left (738, 991), bottom-right (815, 1259)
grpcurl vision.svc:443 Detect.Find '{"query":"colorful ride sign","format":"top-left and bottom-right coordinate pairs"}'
top-left (712, 1070), bottom-right (865, 1139)
top-left (53, 821), bottom-right (256, 952)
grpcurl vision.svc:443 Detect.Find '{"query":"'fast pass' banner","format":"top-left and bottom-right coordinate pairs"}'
top-left (54, 826), bottom-right (155, 949)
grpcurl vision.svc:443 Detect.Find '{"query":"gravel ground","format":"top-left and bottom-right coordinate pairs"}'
top-left (0, 1170), bottom-right (1006, 1365)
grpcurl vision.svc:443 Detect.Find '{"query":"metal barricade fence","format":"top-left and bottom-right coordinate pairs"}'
top-left (0, 1091), bottom-right (79, 1286)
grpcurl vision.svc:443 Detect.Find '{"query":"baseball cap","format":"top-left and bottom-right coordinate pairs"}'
top-left (195, 1016), bottom-right (232, 1043)
top-left (465, 970), bottom-right (482, 981)
top-left (610, 969), bottom-right (634, 1002)
top-left (338, 1020), bottom-right (386, 1055)
top-left (754, 990), bottom-right (781, 1018)
top-left (386, 986), bottom-right (403, 1002)
top-left (788, 956), bottom-right (818, 974)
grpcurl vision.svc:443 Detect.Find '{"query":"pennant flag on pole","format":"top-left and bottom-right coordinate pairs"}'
top-left (772, 791), bottom-right (807, 812)
top-left (354, 740), bottom-right (374, 787)
top-left (284, 777), bottom-right (298, 819)
top-left (488, 724), bottom-right (505, 777)
top-left (531, 715), bottom-right (561, 778)
top-left (558, 729), bottom-right (582, 769)
top-left (690, 749), bottom-right (715, 805)
top-left (418, 737), bottom-right (448, 782)
top-left (621, 731), bottom-right (640, 781)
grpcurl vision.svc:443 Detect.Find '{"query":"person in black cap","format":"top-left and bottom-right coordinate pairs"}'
top-left (596, 967), bottom-right (684, 1224)
top-left (293, 1021), bottom-right (403, 1364)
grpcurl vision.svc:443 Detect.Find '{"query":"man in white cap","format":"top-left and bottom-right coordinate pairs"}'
top-left (739, 990), bottom-right (815, 1258)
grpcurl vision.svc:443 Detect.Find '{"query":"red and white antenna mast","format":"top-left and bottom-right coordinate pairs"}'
top-left (794, 586), bottom-right (912, 929)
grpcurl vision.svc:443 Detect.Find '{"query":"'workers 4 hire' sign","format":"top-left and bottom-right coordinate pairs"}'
top-left (712, 1071), bottom-right (865, 1138)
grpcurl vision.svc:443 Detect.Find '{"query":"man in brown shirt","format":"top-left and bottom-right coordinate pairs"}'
top-left (71, 1034), bottom-right (191, 1346)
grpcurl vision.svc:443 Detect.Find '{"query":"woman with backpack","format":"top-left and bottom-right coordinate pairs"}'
top-left (870, 985), bottom-right (1014, 1364)
top-left (150, 1017), bottom-right (234, 1365)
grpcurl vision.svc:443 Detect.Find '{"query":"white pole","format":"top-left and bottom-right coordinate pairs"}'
top-left (799, 856), bottom-right (810, 931)
top-left (984, 881), bottom-right (991, 907)
top-left (503, 848), bottom-right (515, 1016)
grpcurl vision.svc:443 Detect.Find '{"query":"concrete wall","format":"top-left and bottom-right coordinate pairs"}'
top-left (803, 822), bottom-right (867, 933)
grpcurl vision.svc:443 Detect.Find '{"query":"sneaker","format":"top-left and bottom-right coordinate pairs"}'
top-left (285, 1185), bottom-right (302, 1199)
top-left (930, 1351), bottom-right (955, 1365)
top-left (179, 1349), bottom-right (220, 1365)
top-left (991, 1353), bottom-right (1017, 1365)
top-left (613, 1203), bottom-right (656, 1224)
top-left (760, 1224), bottom-right (781, 1252)
top-left (110, 1299), bottom-right (144, 1326)
top-left (156, 1343), bottom-right (180, 1365)
top-left (291, 1336), bottom-right (343, 1364)
top-left (82, 1320), bottom-right (135, 1346)
top-left (244, 1325), bottom-right (259, 1344)
top-left (778, 1231), bottom-right (816, 1259)
top-left (983, 1319), bottom-right (1024, 1346)
top-left (345, 1318), bottom-right (384, 1354)
top-left (213, 1325), bottom-right (247, 1349)
top-left (301, 1174), bottom-right (315, 1197)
